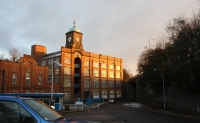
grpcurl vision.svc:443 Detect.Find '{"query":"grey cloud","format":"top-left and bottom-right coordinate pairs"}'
top-left (0, 0), bottom-right (199, 75)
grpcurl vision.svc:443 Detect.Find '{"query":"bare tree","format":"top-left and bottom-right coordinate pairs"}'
top-left (0, 54), bottom-right (5, 60)
top-left (8, 47), bottom-right (20, 62)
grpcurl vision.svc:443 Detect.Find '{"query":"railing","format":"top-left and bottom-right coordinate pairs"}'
top-left (74, 84), bottom-right (80, 88)
top-left (65, 101), bottom-right (83, 110)
top-left (74, 73), bottom-right (80, 77)
top-left (74, 64), bottom-right (80, 68)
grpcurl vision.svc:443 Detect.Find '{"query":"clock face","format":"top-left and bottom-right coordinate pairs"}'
top-left (76, 37), bottom-right (80, 42)
top-left (68, 37), bottom-right (72, 42)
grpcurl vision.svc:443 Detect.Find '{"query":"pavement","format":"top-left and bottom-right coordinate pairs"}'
top-left (59, 102), bottom-right (200, 120)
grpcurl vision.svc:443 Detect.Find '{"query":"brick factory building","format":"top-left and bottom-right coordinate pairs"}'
top-left (0, 24), bottom-right (124, 102)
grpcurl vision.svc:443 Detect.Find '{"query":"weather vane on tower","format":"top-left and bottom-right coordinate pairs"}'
top-left (73, 20), bottom-right (76, 27)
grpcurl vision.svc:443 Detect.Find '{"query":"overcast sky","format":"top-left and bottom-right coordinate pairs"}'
top-left (0, 0), bottom-right (199, 75)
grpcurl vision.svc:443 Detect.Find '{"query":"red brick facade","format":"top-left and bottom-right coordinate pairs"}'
top-left (0, 54), bottom-right (49, 93)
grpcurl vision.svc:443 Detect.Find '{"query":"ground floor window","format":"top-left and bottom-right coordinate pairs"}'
top-left (64, 91), bottom-right (71, 102)
top-left (93, 90), bottom-right (99, 98)
top-left (102, 89), bottom-right (107, 99)
top-left (110, 90), bottom-right (115, 98)
top-left (116, 90), bottom-right (121, 98)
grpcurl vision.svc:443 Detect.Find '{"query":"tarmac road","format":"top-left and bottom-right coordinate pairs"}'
top-left (61, 106), bottom-right (121, 123)
top-left (60, 101), bottom-right (200, 123)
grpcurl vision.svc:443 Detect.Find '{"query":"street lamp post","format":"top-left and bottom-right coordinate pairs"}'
top-left (50, 59), bottom-right (63, 106)
top-left (162, 73), bottom-right (166, 110)
top-left (153, 69), bottom-right (165, 110)
top-left (51, 58), bottom-right (54, 106)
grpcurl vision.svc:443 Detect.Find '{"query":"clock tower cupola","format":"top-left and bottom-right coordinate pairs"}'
top-left (65, 20), bottom-right (84, 51)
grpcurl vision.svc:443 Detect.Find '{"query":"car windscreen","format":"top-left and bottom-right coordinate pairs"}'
top-left (23, 99), bottom-right (63, 121)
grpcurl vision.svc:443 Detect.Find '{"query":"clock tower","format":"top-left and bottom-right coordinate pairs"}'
top-left (65, 20), bottom-right (84, 51)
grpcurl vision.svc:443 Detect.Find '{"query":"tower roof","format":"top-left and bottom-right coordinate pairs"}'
top-left (68, 26), bottom-right (81, 33)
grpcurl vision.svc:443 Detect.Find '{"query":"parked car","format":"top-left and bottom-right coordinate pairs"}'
top-left (108, 99), bottom-right (116, 104)
top-left (0, 96), bottom-right (87, 123)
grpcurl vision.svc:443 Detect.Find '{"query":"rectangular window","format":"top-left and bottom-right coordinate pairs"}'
top-left (116, 72), bottom-right (121, 78)
top-left (55, 67), bottom-right (59, 75)
top-left (48, 67), bottom-right (52, 75)
top-left (116, 81), bottom-right (121, 88)
top-left (109, 64), bottom-right (114, 69)
top-left (116, 66), bottom-right (120, 70)
top-left (110, 90), bottom-right (115, 98)
top-left (101, 70), bottom-right (107, 77)
top-left (93, 62), bottom-right (99, 68)
top-left (117, 90), bottom-right (121, 98)
top-left (41, 60), bottom-right (46, 66)
top-left (54, 76), bottom-right (59, 83)
top-left (84, 69), bottom-right (90, 76)
top-left (38, 74), bottom-right (42, 85)
top-left (64, 91), bottom-right (71, 101)
top-left (93, 90), bottom-right (99, 98)
top-left (102, 80), bottom-right (107, 88)
top-left (102, 90), bottom-right (107, 99)
top-left (12, 72), bottom-right (17, 85)
top-left (84, 79), bottom-right (90, 88)
top-left (64, 78), bottom-right (71, 87)
top-left (93, 70), bottom-right (99, 77)
top-left (110, 80), bottom-right (114, 88)
top-left (64, 67), bottom-right (71, 75)
top-left (102, 63), bottom-right (107, 69)
top-left (48, 78), bottom-right (52, 84)
top-left (93, 79), bottom-right (99, 88)
top-left (26, 72), bottom-right (31, 85)
top-left (56, 57), bottom-right (60, 62)
top-left (109, 71), bottom-right (114, 78)
top-left (64, 58), bottom-right (71, 64)
top-left (84, 61), bottom-right (89, 66)
top-left (48, 59), bottom-right (53, 65)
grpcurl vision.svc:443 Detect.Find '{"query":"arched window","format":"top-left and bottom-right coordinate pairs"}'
top-left (26, 70), bottom-right (31, 85)
top-left (12, 72), bottom-right (17, 85)
top-left (38, 74), bottom-right (42, 85)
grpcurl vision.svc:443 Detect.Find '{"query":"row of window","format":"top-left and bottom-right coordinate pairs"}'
top-left (48, 67), bottom-right (121, 78)
top-left (85, 62), bottom-right (121, 70)
top-left (64, 78), bottom-right (122, 88)
top-left (64, 90), bottom-right (121, 101)
top-left (41, 58), bottom-right (121, 70)
top-left (12, 72), bottom-right (42, 85)
top-left (12, 72), bottom-right (122, 89)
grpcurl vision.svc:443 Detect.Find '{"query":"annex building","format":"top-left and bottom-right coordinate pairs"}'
top-left (0, 24), bottom-right (124, 102)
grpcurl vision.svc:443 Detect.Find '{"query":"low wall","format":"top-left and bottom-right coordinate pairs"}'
top-left (136, 82), bottom-right (200, 112)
